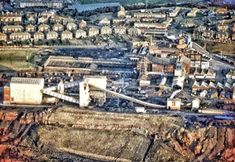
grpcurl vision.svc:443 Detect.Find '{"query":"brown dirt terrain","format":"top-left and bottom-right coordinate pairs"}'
top-left (0, 106), bottom-right (234, 161)
top-left (206, 42), bottom-right (235, 55)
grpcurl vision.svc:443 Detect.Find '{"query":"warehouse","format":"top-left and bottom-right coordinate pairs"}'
top-left (10, 77), bottom-right (44, 105)
top-left (16, 0), bottom-right (64, 9)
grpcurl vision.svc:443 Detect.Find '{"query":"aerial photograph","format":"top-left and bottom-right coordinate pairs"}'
top-left (0, 0), bottom-right (234, 161)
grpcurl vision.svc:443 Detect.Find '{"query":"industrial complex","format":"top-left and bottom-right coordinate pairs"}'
top-left (0, 0), bottom-right (234, 161)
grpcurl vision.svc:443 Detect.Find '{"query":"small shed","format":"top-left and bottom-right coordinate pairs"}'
top-left (167, 98), bottom-right (181, 110)
top-left (10, 77), bottom-right (44, 104)
top-left (139, 79), bottom-right (150, 87)
top-left (135, 107), bottom-right (146, 113)
top-left (192, 98), bottom-right (200, 110)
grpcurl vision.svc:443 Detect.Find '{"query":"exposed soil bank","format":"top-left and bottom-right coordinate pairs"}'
top-left (0, 106), bottom-right (234, 161)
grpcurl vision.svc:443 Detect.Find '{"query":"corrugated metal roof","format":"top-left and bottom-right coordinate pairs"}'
top-left (147, 54), bottom-right (176, 65)
top-left (11, 77), bottom-right (44, 85)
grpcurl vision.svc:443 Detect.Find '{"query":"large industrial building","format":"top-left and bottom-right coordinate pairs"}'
top-left (15, 0), bottom-right (65, 9)
top-left (9, 77), bottom-right (44, 105)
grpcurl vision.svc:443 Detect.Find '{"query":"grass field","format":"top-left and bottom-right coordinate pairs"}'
top-left (0, 48), bottom-right (38, 71)
top-left (206, 42), bottom-right (235, 55)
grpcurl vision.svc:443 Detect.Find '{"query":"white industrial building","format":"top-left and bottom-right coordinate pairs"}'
top-left (10, 77), bottom-right (44, 105)
top-left (16, 0), bottom-right (64, 9)
top-left (172, 76), bottom-right (185, 89)
top-left (79, 76), bottom-right (107, 107)
top-left (79, 81), bottom-right (90, 107)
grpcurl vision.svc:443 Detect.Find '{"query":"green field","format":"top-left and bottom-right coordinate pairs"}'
top-left (0, 48), bottom-right (37, 71)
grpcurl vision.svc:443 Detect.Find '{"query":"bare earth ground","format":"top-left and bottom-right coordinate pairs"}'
top-left (206, 42), bottom-right (235, 55)
top-left (0, 106), bottom-right (234, 161)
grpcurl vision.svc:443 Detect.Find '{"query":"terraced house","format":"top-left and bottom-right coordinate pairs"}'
top-left (38, 24), bottom-right (50, 32)
top-left (100, 26), bottom-right (112, 35)
top-left (61, 30), bottom-right (73, 40)
top-left (114, 26), bottom-right (126, 35)
top-left (88, 27), bottom-right (99, 37)
top-left (75, 29), bottom-right (87, 38)
top-left (34, 32), bottom-right (45, 41)
top-left (47, 31), bottom-right (58, 40)
top-left (10, 32), bottom-right (31, 41)
top-left (0, 12), bottom-right (22, 23)
top-left (53, 23), bottom-right (64, 32)
top-left (51, 15), bottom-right (74, 25)
top-left (0, 33), bottom-right (7, 42)
top-left (79, 20), bottom-right (87, 29)
top-left (133, 12), bottom-right (166, 19)
top-left (26, 24), bottom-right (36, 32)
top-left (3, 25), bottom-right (24, 33)
top-left (67, 22), bottom-right (77, 31)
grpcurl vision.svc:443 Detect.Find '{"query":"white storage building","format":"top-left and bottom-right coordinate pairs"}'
top-left (10, 77), bottom-right (44, 105)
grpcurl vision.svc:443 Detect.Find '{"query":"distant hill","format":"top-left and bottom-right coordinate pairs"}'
top-left (79, 0), bottom-right (201, 5)
top-left (79, 0), bottom-right (235, 7)
top-left (205, 0), bottom-right (235, 6)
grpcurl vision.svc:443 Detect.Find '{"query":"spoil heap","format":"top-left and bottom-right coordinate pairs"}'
top-left (0, 106), bottom-right (234, 161)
